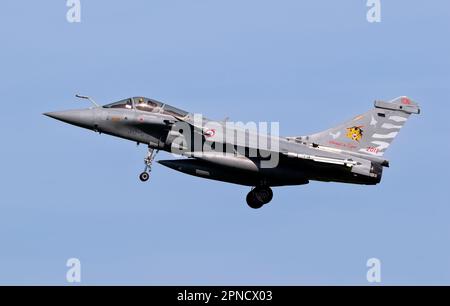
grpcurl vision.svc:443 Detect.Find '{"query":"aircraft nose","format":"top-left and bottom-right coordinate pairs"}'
top-left (44, 109), bottom-right (96, 130)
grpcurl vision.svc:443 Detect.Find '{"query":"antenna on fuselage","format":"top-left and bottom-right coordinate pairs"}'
top-left (75, 94), bottom-right (100, 107)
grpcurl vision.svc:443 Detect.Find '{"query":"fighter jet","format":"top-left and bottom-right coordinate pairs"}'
top-left (44, 95), bottom-right (420, 209)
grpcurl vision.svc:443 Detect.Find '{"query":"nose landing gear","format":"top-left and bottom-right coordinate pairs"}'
top-left (246, 186), bottom-right (273, 209)
top-left (139, 147), bottom-right (158, 182)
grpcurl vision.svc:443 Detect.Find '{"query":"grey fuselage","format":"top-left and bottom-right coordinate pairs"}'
top-left (45, 96), bottom-right (390, 188)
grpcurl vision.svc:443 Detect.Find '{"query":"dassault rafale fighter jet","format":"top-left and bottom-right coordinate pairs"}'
top-left (44, 95), bottom-right (420, 209)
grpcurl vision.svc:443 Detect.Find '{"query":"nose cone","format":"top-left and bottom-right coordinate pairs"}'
top-left (44, 109), bottom-right (95, 130)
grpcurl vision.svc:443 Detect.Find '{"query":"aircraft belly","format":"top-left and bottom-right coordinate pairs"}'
top-left (299, 160), bottom-right (381, 185)
top-left (158, 159), bottom-right (309, 187)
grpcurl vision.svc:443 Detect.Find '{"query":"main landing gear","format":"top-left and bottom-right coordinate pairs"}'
top-left (139, 147), bottom-right (158, 182)
top-left (246, 186), bottom-right (273, 209)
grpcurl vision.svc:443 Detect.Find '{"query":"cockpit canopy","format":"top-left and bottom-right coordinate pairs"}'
top-left (103, 98), bottom-right (134, 109)
top-left (103, 97), bottom-right (189, 118)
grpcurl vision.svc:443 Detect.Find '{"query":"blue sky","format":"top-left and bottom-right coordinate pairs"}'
top-left (0, 1), bottom-right (449, 285)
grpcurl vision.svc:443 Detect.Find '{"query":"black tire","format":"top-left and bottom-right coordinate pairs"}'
top-left (246, 190), bottom-right (264, 209)
top-left (139, 172), bottom-right (149, 182)
top-left (253, 186), bottom-right (273, 204)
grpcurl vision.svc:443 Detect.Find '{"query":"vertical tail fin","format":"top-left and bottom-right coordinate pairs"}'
top-left (298, 97), bottom-right (420, 157)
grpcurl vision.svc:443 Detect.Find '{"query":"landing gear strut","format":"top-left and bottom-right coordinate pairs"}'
top-left (246, 186), bottom-right (273, 209)
top-left (139, 147), bottom-right (158, 182)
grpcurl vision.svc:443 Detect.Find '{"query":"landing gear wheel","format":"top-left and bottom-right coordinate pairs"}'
top-left (139, 172), bottom-right (149, 182)
top-left (254, 186), bottom-right (273, 204)
top-left (246, 191), bottom-right (264, 209)
top-left (138, 146), bottom-right (158, 182)
top-left (246, 186), bottom-right (273, 209)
